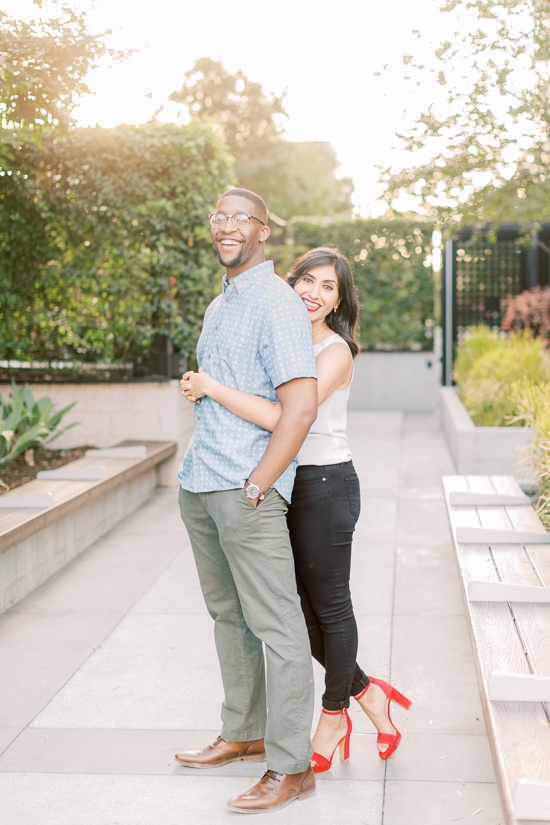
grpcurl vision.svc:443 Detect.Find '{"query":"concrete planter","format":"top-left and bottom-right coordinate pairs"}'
top-left (0, 381), bottom-right (194, 487)
top-left (349, 351), bottom-right (439, 412)
top-left (438, 386), bottom-right (532, 475)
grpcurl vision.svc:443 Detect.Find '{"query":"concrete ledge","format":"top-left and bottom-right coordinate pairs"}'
top-left (0, 440), bottom-right (176, 613)
top-left (438, 387), bottom-right (532, 475)
top-left (0, 382), bottom-right (194, 487)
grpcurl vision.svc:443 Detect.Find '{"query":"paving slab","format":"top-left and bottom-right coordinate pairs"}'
top-left (0, 728), bottom-right (387, 781)
top-left (384, 779), bottom-right (503, 825)
top-left (394, 543), bottom-right (464, 617)
top-left (350, 541), bottom-right (396, 618)
top-left (397, 498), bottom-right (452, 545)
top-left (130, 548), bottom-right (207, 616)
top-left (11, 527), bottom-right (180, 616)
top-left (0, 728), bottom-right (20, 756)
top-left (385, 733), bottom-right (495, 782)
top-left (0, 610), bottom-right (121, 728)
top-left (354, 495), bottom-right (398, 544)
top-left (30, 613), bottom-right (222, 730)
top-left (0, 774), bottom-right (385, 825)
top-left (391, 614), bottom-right (485, 735)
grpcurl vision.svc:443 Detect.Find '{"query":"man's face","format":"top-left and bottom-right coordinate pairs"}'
top-left (211, 195), bottom-right (268, 272)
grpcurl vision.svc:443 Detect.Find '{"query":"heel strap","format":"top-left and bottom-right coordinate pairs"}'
top-left (322, 708), bottom-right (348, 716)
top-left (354, 683), bottom-right (370, 701)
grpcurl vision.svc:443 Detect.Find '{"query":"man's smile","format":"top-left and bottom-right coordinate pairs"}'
top-left (219, 238), bottom-right (242, 248)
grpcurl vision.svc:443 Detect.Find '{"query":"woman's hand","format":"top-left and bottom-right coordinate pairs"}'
top-left (180, 368), bottom-right (213, 403)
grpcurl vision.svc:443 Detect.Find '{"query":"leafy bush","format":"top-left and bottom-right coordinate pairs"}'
top-left (511, 381), bottom-right (550, 528)
top-left (0, 383), bottom-right (76, 466)
top-left (289, 217), bottom-right (435, 351)
top-left (0, 121), bottom-right (232, 373)
top-left (454, 328), bottom-right (550, 426)
top-left (502, 286), bottom-right (550, 347)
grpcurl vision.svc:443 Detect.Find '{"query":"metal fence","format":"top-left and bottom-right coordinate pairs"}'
top-left (442, 224), bottom-right (550, 384)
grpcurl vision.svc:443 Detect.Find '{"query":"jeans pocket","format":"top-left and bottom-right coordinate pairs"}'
top-left (344, 474), bottom-right (361, 520)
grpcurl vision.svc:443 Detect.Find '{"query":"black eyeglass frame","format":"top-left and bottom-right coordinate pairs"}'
top-left (208, 212), bottom-right (265, 227)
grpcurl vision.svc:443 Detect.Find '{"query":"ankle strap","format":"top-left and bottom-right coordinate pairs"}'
top-left (322, 708), bottom-right (348, 715)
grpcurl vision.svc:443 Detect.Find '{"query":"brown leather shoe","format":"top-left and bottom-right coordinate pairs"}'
top-left (175, 736), bottom-right (266, 768)
top-left (227, 766), bottom-right (316, 813)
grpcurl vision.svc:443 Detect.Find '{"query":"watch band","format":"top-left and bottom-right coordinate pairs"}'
top-left (244, 480), bottom-right (265, 501)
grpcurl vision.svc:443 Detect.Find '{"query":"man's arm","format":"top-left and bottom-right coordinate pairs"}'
top-left (246, 376), bottom-right (317, 504)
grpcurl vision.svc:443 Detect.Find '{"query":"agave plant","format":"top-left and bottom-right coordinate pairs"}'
top-left (0, 382), bottom-right (77, 467)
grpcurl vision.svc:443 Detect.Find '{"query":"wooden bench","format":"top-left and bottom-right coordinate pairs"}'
top-left (0, 440), bottom-right (176, 613)
top-left (443, 475), bottom-right (550, 825)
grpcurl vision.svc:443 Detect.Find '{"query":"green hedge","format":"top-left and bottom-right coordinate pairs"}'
top-left (283, 218), bottom-right (436, 351)
top-left (0, 122), bottom-right (232, 373)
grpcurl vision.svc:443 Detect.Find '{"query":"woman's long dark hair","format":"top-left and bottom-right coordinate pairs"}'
top-left (287, 247), bottom-right (360, 359)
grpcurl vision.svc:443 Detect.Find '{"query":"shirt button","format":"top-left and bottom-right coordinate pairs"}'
top-left (208, 354), bottom-right (211, 359)
top-left (194, 446), bottom-right (198, 451)
top-left (197, 416), bottom-right (200, 420)
top-left (215, 326), bottom-right (218, 330)
top-left (225, 298), bottom-right (229, 302)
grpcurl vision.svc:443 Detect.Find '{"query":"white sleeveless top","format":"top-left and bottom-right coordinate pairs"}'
top-left (297, 333), bottom-right (353, 466)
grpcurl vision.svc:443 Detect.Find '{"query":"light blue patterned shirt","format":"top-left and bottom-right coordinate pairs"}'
top-left (178, 260), bottom-right (317, 502)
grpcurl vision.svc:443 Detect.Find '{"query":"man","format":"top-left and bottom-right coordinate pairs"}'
top-left (176, 188), bottom-right (318, 814)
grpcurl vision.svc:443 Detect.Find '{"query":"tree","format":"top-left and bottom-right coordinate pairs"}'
top-left (170, 58), bottom-right (353, 220)
top-left (0, 1), bottom-right (123, 159)
top-left (382, 0), bottom-right (550, 227)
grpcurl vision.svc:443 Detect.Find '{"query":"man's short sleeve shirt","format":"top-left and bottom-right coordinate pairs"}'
top-left (177, 261), bottom-right (317, 502)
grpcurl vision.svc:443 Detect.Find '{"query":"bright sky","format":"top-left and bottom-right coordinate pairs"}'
top-left (4, 0), bottom-right (456, 216)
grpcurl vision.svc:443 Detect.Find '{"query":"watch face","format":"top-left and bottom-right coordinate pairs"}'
top-left (246, 483), bottom-right (261, 499)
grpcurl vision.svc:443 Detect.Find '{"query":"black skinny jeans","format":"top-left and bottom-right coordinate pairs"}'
top-left (287, 460), bottom-right (369, 711)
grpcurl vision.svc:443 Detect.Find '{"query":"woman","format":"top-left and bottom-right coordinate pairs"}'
top-left (181, 247), bottom-right (411, 772)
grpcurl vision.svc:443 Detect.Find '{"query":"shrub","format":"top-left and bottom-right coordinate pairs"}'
top-left (454, 327), bottom-right (550, 426)
top-left (0, 383), bottom-right (76, 466)
top-left (502, 286), bottom-right (550, 346)
top-left (511, 381), bottom-right (550, 528)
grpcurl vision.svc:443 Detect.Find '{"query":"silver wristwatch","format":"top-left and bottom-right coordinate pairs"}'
top-left (245, 480), bottom-right (264, 501)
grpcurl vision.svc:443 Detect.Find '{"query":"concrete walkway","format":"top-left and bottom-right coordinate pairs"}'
top-left (0, 412), bottom-right (504, 825)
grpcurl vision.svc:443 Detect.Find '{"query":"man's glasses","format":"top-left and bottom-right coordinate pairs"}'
top-left (209, 212), bottom-right (264, 228)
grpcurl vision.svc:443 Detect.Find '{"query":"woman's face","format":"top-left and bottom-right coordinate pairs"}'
top-left (293, 264), bottom-right (340, 323)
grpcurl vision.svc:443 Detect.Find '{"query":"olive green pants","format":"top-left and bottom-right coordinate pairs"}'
top-left (179, 486), bottom-right (314, 774)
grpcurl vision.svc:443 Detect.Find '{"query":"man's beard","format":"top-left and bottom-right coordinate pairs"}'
top-left (217, 245), bottom-right (244, 269)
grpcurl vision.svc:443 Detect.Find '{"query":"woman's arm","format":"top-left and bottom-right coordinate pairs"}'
top-left (180, 342), bottom-right (352, 433)
top-left (181, 369), bottom-right (281, 431)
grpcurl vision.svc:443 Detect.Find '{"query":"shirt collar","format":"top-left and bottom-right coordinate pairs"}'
top-left (222, 260), bottom-right (274, 294)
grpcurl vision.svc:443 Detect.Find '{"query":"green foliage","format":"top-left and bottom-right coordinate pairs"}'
top-left (0, 381), bottom-right (76, 466)
top-left (170, 58), bottom-right (353, 220)
top-left (0, 121), bottom-right (232, 370)
top-left (382, 0), bottom-right (550, 226)
top-left (455, 328), bottom-right (550, 425)
top-left (511, 381), bottom-right (550, 528)
top-left (0, 1), bottom-right (122, 161)
top-left (290, 218), bottom-right (435, 350)
top-left (453, 325), bottom-right (504, 387)
top-left (502, 286), bottom-right (550, 346)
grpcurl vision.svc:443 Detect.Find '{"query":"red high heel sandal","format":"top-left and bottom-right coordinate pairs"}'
top-left (311, 708), bottom-right (353, 774)
top-left (355, 676), bottom-right (411, 760)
